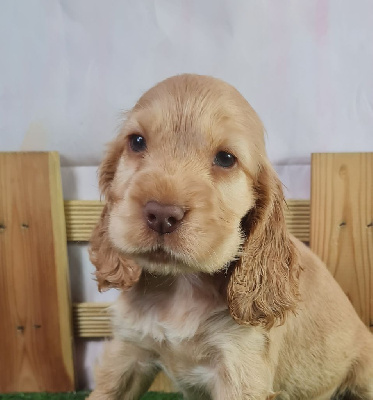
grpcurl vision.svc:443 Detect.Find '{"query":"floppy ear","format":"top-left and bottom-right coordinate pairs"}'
top-left (98, 133), bottom-right (127, 201)
top-left (89, 204), bottom-right (141, 291)
top-left (227, 163), bottom-right (300, 329)
top-left (89, 133), bottom-right (141, 291)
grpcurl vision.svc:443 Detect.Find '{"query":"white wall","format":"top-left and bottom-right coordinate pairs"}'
top-left (1, 0), bottom-right (372, 166)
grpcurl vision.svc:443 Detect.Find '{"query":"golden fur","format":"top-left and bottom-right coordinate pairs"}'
top-left (88, 74), bottom-right (373, 399)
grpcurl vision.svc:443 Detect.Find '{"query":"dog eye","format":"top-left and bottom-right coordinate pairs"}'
top-left (214, 151), bottom-right (236, 168)
top-left (129, 134), bottom-right (147, 152)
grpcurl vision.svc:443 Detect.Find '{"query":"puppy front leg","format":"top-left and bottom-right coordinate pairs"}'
top-left (211, 359), bottom-right (274, 400)
top-left (212, 385), bottom-right (278, 400)
top-left (88, 339), bottom-right (158, 400)
top-left (213, 387), bottom-right (277, 400)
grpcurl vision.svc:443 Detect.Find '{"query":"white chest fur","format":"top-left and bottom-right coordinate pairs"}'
top-left (112, 274), bottom-right (228, 343)
top-left (109, 273), bottom-right (268, 398)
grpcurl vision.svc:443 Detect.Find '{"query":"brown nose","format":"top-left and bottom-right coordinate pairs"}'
top-left (144, 201), bottom-right (185, 234)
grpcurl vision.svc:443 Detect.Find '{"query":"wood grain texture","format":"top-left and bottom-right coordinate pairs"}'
top-left (64, 201), bottom-right (103, 242)
top-left (73, 303), bottom-right (112, 338)
top-left (0, 152), bottom-right (75, 392)
top-left (310, 153), bottom-right (373, 327)
top-left (284, 200), bottom-right (310, 242)
top-left (65, 199), bottom-right (310, 242)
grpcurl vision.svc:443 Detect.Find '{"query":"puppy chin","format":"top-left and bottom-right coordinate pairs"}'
top-left (131, 244), bottom-right (240, 276)
top-left (128, 249), bottom-right (199, 275)
top-left (134, 257), bottom-right (195, 275)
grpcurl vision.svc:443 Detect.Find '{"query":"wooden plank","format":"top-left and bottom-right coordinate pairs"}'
top-left (284, 200), bottom-right (310, 242)
top-left (310, 153), bottom-right (373, 327)
top-left (73, 303), bottom-right (112, 338)
top-left (0, 152), bottom-right (75, 392)
top-left (65, 199), bottom-right (311, 242)
top-left (64, 201), bottom-right (103, 242)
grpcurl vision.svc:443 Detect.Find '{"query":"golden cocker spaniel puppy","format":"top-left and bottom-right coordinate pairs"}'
top-left (88, 74), bottom-right (373, 400)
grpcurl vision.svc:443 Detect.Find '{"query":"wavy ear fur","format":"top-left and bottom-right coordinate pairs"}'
top-left (89, 134), bottom-right (141, 291)
top-left (98, 133), bottom-right (127, 200)
top-left (89, 205), bottom-right (141, 291)
top-left (227, 163), bottom-right (300, 329)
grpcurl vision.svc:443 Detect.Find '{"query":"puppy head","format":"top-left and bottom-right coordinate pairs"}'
top-left (90, 74), bottom-right (299, 326)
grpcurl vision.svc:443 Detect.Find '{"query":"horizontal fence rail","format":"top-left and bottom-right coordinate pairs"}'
top-left (64, 200), bottom-right (103, 242)
top-left (64, 199), bottom-right (310, 242)
top-left (73, 302), bottom-right (112, 338)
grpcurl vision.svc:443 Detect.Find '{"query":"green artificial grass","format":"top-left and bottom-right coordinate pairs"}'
top-left (0, 393), bottom-right (183, 400)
